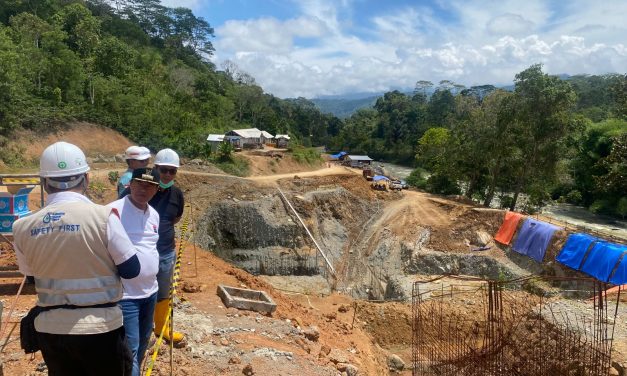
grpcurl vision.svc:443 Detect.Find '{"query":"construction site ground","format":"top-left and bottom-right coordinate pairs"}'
top-left (1, 124), bottom-right (626, 375)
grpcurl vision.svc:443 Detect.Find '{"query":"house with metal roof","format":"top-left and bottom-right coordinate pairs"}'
top-left (274, 134), bottom-right (291, 148)
top-left (261, 131), bottom-right (274, 142)
top-left (345, 155), bottom-right (373, 167)
top-left (206, 134), bottom-right (225, 152)
top-left (223, 128), bottom-right (275, 149)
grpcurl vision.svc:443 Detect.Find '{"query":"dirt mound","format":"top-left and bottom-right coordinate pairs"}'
top-left (8, 122), bottom-right (133, 164)
top-left (242, 150), bottom-right (324, 176)
top-left (355, 301), bottom-right (412, 348)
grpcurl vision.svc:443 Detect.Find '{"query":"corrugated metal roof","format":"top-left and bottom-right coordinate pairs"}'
top-left (275, 134), bottom-right (291, 140)
top-left (207, 134), bottom-right (224, 142)
top-left (347, 155), bottom-right (373, 161)
top-left (231, 128), bottom-right (262, 138)
top-left (261, 131), bottom-right (274, 139)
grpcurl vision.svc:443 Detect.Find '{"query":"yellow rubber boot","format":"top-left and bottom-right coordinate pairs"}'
top-left (153, 299), bottom-right (186, 347)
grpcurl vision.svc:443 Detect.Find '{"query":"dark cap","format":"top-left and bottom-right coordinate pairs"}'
top-left (131, 167), bottom-right (159, 185)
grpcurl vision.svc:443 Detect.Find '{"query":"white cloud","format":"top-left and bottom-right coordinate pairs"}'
top-left (487, 13), bottom-right (535, 36)
top-left (212, 0), bottom-right (627, 98)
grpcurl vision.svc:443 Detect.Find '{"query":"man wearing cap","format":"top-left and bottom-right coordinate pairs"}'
top-left (108, 168), bottom-right (160, 376)
top-left (122, 148), bottom-right (186, 346)
top-left (13, 141), bottom-right (140, 375)
top-left (118, 146), bottom-right (150, 197)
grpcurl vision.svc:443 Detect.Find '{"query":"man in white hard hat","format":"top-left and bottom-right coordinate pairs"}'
top-left (118, 146), bottom-right (150, 197)
top-left (146, 148), bottom-right (186, 346)
top-left (13, 141), bottom-right (140, 375)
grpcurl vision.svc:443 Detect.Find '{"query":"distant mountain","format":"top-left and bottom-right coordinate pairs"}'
top-left (311, 96), bottom-right (380, 118)
top-left (312, 76), bottom-right (576, 118)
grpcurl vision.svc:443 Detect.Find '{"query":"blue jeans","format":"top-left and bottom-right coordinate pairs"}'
top-left (157, 250), bottom-right (176, 301)
top-left (119, 293), bottom-right (158, 376)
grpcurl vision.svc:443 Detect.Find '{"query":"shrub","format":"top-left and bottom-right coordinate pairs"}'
top-left (425, 173), bottom-right (460, 195)
top-left (406, 168), bottom-right (428, 189)
top-left (108, 171), bottom-right (120, 185)
top-left (589, 199), bottom-right (611, 214)
top-left (290, 146), bottom-right (322, 164)
top-left (213, 155), bottom-right (250, 177)
top-left (499, 196), bottom-right (515, 210)
top-left (565, 190), bottom-right (583, 205)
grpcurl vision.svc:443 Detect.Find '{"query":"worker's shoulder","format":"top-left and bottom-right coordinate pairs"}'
top-left (172, 184), bottom-right (184, 196)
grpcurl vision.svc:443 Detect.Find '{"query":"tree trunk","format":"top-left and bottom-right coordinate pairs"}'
top-left (484, 160), bottom-right (502, 207)
top-left (465, 178), bottom-right (475, 199)
top-left (510, 176), bottom-right (525, 211)
top-left (484, 183), bottom-right (495, 207)
top-left (89, 76), bottom-right (95, 105)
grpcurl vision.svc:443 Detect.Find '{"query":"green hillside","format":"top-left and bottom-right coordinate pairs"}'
top-left (0, 0), bottom-right (337, 161)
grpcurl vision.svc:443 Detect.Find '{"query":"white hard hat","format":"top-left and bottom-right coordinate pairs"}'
top-left (154, 148), bottom-right (180, 168)
top-left (40, 141), bottom-right (90, 178)
top-left (125, 145), bottom-right (150, 160)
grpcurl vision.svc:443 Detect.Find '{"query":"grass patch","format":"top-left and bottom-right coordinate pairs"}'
top-left (290, 146), bottom-right (322, 165)
top-left (213, 155), bottom-right (250, 177)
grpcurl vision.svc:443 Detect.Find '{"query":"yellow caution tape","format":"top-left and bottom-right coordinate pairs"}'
top-left (145, 203), bottom-right (192, 376)
top-left (0, 178), bottom-right (40, 185)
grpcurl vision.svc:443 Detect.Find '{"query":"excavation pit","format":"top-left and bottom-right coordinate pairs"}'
top-left (217, 284), bottom-right (277, 314)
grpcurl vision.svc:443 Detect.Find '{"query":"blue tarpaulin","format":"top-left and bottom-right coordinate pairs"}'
top-left (512, 218), bottom-right (560, 262)
top-left (581, 242), bottom-right (627, 282)
top-left (610, 254), bottom-right (627, 285)
top-left (372, 175), bottom-right (390, 182)
top-left (556, 233), bottom-right (598, 270)
top-left (330, 151), bottom-right (347, 159)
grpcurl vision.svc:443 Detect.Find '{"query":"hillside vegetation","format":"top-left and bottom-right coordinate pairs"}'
top-left (0, 0), bottom-right (338, 162)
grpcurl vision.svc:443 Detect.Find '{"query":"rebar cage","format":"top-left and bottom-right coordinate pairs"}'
top-left (412, 275), bottom-right (621, 376)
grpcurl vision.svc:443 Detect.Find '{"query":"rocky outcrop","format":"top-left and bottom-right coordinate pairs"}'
top-left (196, 196), bottom-right (304, 250)
top-left (404, 250), bottom-right (518, 280)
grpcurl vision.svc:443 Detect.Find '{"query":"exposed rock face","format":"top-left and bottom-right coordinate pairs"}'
top-left (196, 196), bottom-right (304, 250)
top-left (195, 187), bottom-right (375, 276)
top-left (404, 250), bottom-right (517, 280)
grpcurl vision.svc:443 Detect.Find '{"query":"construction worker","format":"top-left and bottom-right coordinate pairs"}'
top-left (123, 148), bottom-right (186, 346)
top-left (108, 167), bottom-right (160, 376)
top-left (13, 141), bottom-right (139, 376)
top-left (118, 145), bottom-right (150, 197)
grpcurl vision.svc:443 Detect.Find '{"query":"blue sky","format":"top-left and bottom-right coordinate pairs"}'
top-left (161, 0), bottom-right (627, 98)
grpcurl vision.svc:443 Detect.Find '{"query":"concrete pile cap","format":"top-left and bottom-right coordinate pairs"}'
top-left (217, 284), bottom-right (277, 314)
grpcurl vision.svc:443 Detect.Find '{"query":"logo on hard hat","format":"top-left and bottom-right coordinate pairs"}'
top-left (58, 161), bottom-right (67, 169)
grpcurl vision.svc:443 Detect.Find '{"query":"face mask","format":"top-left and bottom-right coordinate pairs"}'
top-left (159, 180), bottom-right (174, 189)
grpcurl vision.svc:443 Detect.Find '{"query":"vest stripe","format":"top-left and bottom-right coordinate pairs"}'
top-left (35, 276), bottom-right (120, 290)
top-left (36, 287), bottom-right (122, 306)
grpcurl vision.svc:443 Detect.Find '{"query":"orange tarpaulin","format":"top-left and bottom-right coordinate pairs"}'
top-left (494, 211), bottom-right (524, 245)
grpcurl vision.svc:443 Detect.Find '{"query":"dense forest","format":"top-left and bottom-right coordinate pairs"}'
top-left (0, 0), bottom-right (339, 159)
top-left (328, 70), bottom-right (627, 217)
top-left (0, 1), bottom-right (625, 217)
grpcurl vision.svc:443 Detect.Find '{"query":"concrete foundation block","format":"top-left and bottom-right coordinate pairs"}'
top-left (217, 284), bottom-right (277, 314)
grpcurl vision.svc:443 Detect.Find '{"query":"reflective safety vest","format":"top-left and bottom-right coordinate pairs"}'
top-left (13, 201), bottom-right (123, 307)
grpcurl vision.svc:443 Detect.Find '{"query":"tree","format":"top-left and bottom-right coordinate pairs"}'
top-left (416, 127), bottom-right (451, 172)
top-left (217, 141), bottom-right (233, 161)
top-left (609, 74), bottom-right (627, 119)
top-left (0, 24), bottom-right (24, 136)
top-left (427, 88), bottom-right (455, 126)
top-left (414, 80), bottom-right (433, 103)
top-left (508, 64), bottom-right (577, 210)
